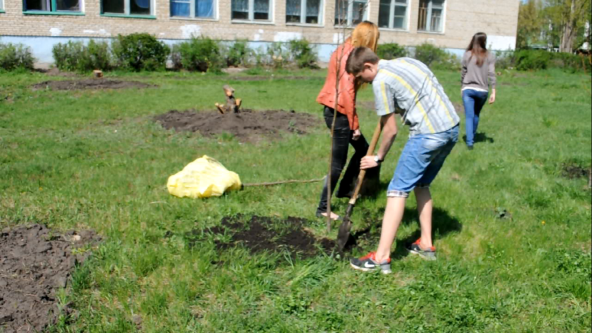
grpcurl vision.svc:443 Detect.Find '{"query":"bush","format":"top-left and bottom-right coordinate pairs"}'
top-left (112, 33), bottom-right (169, 71)
top-left (52, 40), bottom-right (111, 72)
top-left (413, 43), bottom-right (459, 70)
top-left (176, 37), bottom-right (222, 72)
top-left (494, 50), bottom-right (515, 70)
top-left (288, 39), bottom-right (318, 69)
top-left (377, 43), bottom-right (407, 59)
top-left (514, 49), bottom-right (551, 71)
top-left (226, 40), bottom-right (250, 67)
top-left (0, 43), bottom-right (35, 71)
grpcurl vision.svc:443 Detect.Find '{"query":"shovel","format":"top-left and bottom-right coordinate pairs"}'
top-left (336, 120), bottom-right (383, 252)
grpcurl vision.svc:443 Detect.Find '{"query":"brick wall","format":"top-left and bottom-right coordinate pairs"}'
top-left (0, 0), bottom-right (519, 49)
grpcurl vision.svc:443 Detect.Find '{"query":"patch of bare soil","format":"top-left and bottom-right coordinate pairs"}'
top-left (31, 79), bottom-right (156, 91)
top-left (43, 68), bottom-right (80, 78)
top-left (0, 224), bottom-right (101, 333)
top-left (154, 109), bottom-right (319, 143)
top-left (562, 164), bottom-right (591, 180)
top-left (185, 215), bottom-right (335, 258)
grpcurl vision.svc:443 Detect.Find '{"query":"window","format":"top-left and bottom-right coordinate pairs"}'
top-left (171, 0), bottom-right (215, 18)
top-left (379, 0), bottom-right (407, 30)
top-left (102, 0), bottom-right (153, 16)
top-left (232, 0), bottom-right (271, 21)
top-left (286, 0), bottom-right (321, 25)
top-left (24, 0), bottom-right (81, 12)
top-left (0, 0), bottom-right (4, 11)
top-left (334, 0), bottom-right (367, 26)
top-left (418, 0), bottom-right (444, 32)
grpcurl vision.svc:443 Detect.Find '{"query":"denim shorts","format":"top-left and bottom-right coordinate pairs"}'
top-left (387, 125), bottom-right (459, 198)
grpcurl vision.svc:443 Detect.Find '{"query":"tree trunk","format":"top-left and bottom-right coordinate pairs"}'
top-left (560, 0), bottom-right (576, 52)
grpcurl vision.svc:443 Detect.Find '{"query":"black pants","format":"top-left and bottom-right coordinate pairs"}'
top-left (317, 106), bottom-right (369, 213)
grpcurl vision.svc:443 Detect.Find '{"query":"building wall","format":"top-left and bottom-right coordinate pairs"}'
top-left (0, 0), bottom-right (519, 65)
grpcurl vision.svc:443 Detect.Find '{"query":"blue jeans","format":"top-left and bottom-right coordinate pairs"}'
top-left (462, 89), bottom-right (488, 146)
top-left (387, 125), bottom-right (459, 198)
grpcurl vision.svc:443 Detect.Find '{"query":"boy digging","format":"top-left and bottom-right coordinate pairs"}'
top-left (346, 47), bottom-right (460, 274)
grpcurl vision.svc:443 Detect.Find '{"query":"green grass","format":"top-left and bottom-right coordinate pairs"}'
top-left (1, 68), bottom-right (590, 332)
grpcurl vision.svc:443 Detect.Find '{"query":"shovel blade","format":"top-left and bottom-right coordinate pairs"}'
top-left (336, 218), bottom-right (352, 251)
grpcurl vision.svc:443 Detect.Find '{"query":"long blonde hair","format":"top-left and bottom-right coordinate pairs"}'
top-left (350, 21), bottom-right (380, 51)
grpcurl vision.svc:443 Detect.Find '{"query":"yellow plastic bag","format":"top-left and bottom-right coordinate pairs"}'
top-left (167, 155), bottom-right (242, 198)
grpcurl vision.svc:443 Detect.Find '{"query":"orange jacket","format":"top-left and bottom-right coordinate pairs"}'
top-left (316, 41), bottom-right (359, 130)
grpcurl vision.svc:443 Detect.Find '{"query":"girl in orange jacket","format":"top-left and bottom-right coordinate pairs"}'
top-left (316, 21), bottom-right (380, 220)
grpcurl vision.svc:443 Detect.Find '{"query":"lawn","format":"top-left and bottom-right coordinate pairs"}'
top-left (0, 67), bottom-right (590, 332)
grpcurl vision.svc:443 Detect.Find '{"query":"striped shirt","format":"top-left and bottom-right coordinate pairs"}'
top-left (373, 58), bottom-right (460, 136)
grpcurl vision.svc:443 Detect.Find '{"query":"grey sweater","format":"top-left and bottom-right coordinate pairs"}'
top-left (461, 51), bottom-right (496, 91)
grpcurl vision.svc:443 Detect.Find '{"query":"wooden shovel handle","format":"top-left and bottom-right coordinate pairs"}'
top-left (348, 120), bottom-right (383, 205)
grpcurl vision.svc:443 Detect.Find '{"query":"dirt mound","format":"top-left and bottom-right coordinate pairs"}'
top-left (32, 79), bottom-right (155, 91)
top-left (185, 215), bottom-right (335, 258)
top-left (0, 224), bottom-right (101, 333)
top-left (154, 109), bottom-right (319, 143)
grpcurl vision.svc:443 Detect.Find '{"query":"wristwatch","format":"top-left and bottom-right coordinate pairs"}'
top-left (373, 155), bottom-right (383, 164)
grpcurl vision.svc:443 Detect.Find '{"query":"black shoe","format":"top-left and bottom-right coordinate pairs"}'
top-left (467, 145), bottom-right (474, 150)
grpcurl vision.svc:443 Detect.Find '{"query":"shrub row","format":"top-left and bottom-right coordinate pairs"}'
top-left (51, 33), bottom-right (319, 72)
top-left (0, 43), bottom-right (35, 71)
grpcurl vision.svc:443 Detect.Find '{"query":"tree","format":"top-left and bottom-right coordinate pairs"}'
top-left (517, 0), bottom-right (543, 49)
top-left (544, 0), bottom-right (591, 52)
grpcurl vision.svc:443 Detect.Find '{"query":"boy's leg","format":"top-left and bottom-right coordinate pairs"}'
top-left (462, 90), bottom-right (476, 147)
top-left (374, 196), bottom-right (407, 263)
top-left (415, 187), bottom-right (433, 249)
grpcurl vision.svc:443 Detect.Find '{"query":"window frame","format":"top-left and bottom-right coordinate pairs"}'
top-left (22, 0), bottom-right (85, 15)
top-left (417, 0), bottom-right (446, 33)
top-left (379, 0), bottom-right (410, 31)
top-left (334, 0), bottom-right (368, 27)
top-left (231, 0), bottom-right (274, 23)
top-left (100, 0), bottom-right (156, 19)
top-left (285, 0), bottom-right (324, 26)
top-left (170, 0), bottom-right (218, 20)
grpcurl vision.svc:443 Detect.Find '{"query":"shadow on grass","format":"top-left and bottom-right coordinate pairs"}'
top-left (344, 206), bottom-right (462, 260)
top-left (463, 133), bottom-right (495, 144)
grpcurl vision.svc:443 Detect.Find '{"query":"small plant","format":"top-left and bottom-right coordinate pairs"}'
top-left (177, 36), bottom-right (222, 72)
top-left (112, 33), bottom-right (169, 71)
top-left (377, 43), bottom-right (407, 59)
top-left (0, 43), bottom-right (35, 71)
top-left (267, 42), bottom-right (289, 69)
top-left (226, 39), bottom-right (250, 67)
top-left (288, 39), bottom-right (318, 69)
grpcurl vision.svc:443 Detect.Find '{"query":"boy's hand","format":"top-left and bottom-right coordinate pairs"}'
top-left (360, 156), bottom-right (379, 169)
top-left (352, 129), bottom-right (361, 141)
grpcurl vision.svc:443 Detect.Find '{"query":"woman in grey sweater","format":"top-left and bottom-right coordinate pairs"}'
top-left (461, 32), bottom-right (496, 150)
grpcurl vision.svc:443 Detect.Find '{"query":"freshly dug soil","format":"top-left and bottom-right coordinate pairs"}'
top-left (154, 109), bottom-right (319, 143)
top-left (186, 215), bottom-right (335, 258)
top-left (0, 224), bottom-right (101, 333)
top-left (32, 79), bottom-right (155, 91)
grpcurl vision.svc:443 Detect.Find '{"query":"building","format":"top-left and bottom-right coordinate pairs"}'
top-left (0, 0), bottom-right (519, 67)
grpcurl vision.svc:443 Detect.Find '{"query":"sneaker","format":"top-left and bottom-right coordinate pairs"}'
top-left (350, 252), bottom-right (392, 274)
top-left (407, 239), bottom-right (437, 261)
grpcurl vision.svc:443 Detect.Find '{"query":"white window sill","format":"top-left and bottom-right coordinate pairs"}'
top-left (286, 22), bottom-right (324, 28)
top-left (417, 30), bottom-right (445, 35)
top-left (379, 27), bottom-right (410, 33)
top-left (170, 16), bottom-right (218, 22)
top-left (231, 20), bottom-right (275, 25)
